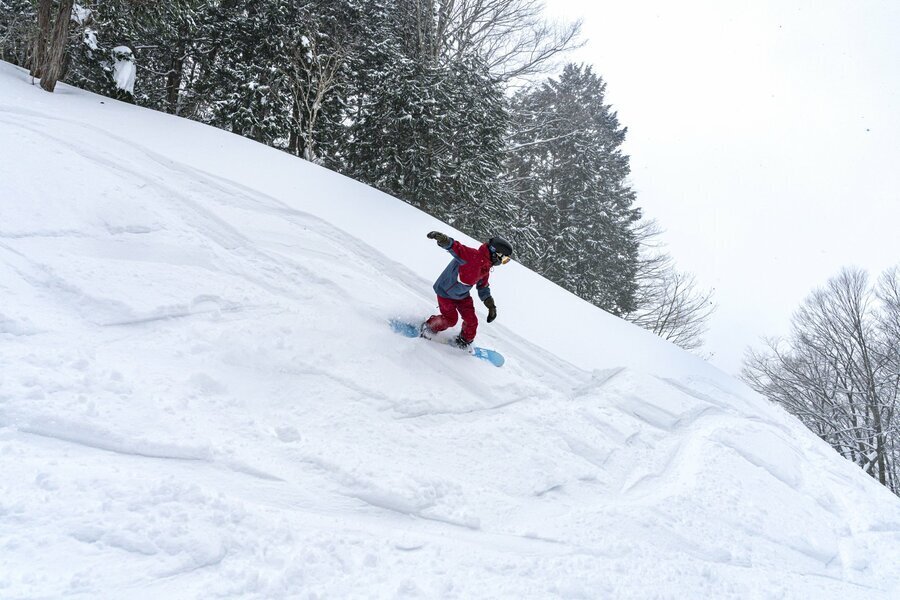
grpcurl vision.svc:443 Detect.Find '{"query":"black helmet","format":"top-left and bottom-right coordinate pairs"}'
top-left (487, 236), bottom-right (513, 266)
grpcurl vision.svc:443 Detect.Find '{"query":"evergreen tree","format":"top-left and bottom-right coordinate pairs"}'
top-left (0, 0), bottom-right (35, 68)
top-left (55, 0), bottom-right (360, 156)
top-left (61, 1), bottom-right (219, 108)
top-left (190, 0), bottom-right (361, 155)
top-left (284, 0), bottom-right (363, 162)
top-left (507, 64), bottom-right (641, 315)
top-left (194, 0), bottom-right (298, 144)
top-left (342, 2), bottom-right (510, 239)
top-left (65, 1), bottom-right (130, 101)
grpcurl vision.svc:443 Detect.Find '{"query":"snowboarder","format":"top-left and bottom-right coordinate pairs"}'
top-left (421, 231), bottom-right (513, 349)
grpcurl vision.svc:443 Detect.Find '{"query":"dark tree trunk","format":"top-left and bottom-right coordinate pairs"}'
top-left (30, 0), bottom-right (52, 79)
top-left (165, 34), bottom-right (187, 114)
top-left (39, 0), bottom-right (74, 93)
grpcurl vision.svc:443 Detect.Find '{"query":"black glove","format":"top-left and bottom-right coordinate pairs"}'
top-left (427, 231), bottom-right (450, 248)
top-left (484, 296), bottom-right (497, 323)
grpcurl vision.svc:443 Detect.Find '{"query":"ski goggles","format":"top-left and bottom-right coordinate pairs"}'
top-left (494, 252), bottom-right (511, 265)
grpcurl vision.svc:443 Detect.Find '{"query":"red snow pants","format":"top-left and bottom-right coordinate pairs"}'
top-left (426, 295), bottom-right (478, 341)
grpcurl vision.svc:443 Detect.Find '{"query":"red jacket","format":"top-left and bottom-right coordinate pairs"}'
top-left (432, 238), bottom-right (493, 301)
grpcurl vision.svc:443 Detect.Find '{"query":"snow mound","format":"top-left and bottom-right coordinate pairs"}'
top-left (2, 61), bottom-right (900, 598)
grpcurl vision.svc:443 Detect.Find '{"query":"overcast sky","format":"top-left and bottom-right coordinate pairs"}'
top-left (544, 0), bottom-right (900, 375)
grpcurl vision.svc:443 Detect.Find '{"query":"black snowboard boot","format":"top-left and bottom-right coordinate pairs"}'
top-left (453, 334), bottom-right (473, 349)
top-left (420, 321), bottom-right (435, 339)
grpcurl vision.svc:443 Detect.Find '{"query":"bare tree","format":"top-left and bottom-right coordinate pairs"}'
top-left (398, 0), bottom-right (582, 82)
top-left (876, 267), bottom-right (900, 491)
top-left (877, 267), bottom-right (900, 349)
top-left (625, 219), bottom-right (716, 351)
top-left (743, 266), bottom-right (900, 495)
top-left (287, 30), bottom-right (346, 163)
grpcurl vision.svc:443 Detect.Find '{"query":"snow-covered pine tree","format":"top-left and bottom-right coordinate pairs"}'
top-left (440, 58), bottom-right (512, 239)
top-left (114, 0), bottom-right (208, 114)
top-left (342, 1), bottom-right (510, 240)
top-left (0, 0), bottom-right (34, 68)
top-left (65, 2), bottom-right (128, 101)
top-left (191, 0), bottom-right (359, 157)
top-left (193, 0), bottom-right (299, 145)
top-left (62, 1), bottom-right (211, 107)
top-left (506, 64), bottom-right (641, 315)
top-left (283, 0), bottom-right (362, 163)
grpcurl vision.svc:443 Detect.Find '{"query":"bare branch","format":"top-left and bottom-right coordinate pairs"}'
top-left (624, 220), bottom-right (715, 351)
top-left (743, 265), bottom-right (900, 495)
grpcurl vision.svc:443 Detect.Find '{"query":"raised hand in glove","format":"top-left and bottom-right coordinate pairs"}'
top-left (484, 296), bottom-right (498, 323)
top-left (427, 231), bottom-right (451, 248)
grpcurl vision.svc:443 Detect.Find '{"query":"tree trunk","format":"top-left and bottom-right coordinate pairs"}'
top-left (165, 37), bottom-right (187, 114)
top-left (30, 0), bottom-right (53, 79)
top-left (39, 0), bottom-right (74, 93)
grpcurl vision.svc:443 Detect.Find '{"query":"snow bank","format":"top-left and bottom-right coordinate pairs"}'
top-left (2, 60), bottom-right (900, 598)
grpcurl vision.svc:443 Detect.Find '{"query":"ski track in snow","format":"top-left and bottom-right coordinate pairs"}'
top-left (2, 63), bottom-right (900, 598)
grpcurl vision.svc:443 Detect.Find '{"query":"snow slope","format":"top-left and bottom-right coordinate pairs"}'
top-left (2, 61), bottom-right (900, 598)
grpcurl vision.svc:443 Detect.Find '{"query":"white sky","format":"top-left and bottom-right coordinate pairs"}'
top-left (544, 0), bottom-right (900, 375)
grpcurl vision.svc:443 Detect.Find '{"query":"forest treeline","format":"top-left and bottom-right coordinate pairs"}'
top-left (1, 0), bottom-right (714, 346)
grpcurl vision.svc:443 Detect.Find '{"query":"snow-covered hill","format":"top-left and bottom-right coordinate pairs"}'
top-left (2, 61), bottom-right (900, 599)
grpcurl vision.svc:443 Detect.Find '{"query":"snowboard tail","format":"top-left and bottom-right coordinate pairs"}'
top-left (389, 319), bottom-right (505, 367)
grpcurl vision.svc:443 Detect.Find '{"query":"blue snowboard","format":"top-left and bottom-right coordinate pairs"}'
top-left (389, 319), bottom-right (505, 368)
